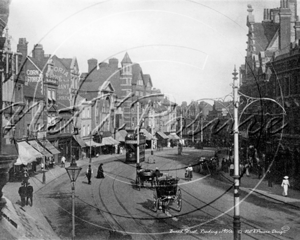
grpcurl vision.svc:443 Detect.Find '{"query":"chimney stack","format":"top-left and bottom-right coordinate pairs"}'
top-left (32, 44), bottom-right (44, 62)
top-left (279, 6), bottom-right (291, 54)
top-left (109, 58), bottom-right (118, 69)
top-left (17, 38), bottom-right (28, 63)
top-left (88, 58), bottom-right (97, 73)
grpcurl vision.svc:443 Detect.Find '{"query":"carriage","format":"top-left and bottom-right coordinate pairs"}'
top-left (153, 177), bottom-right (182, 213)
top-left (136, 169), bottom-right (156, 190)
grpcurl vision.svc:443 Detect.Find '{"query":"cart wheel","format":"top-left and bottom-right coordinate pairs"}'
top-left (175, 189), bottom-right (182, 212)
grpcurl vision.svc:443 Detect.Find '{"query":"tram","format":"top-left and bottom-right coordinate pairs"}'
top-left (125, 132), bottom-right (146, 163)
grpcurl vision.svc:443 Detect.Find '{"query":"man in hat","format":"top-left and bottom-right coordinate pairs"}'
top-left (154, 167), bottom-right (161, 184)
top-left (26, 182), bottom-right (34, 206)
top-left (18, 183), bottom-right (27, 207)
top-left (86, 165), bottom-right (93, 184)
top-left (281, 176), bottom-right (290, 197)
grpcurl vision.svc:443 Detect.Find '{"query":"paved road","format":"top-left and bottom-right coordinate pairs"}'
top-left (4, 148), bottom-right (300, 240)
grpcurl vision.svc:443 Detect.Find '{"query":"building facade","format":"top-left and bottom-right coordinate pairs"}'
top-left (239, 0), bottom-right (300, 187)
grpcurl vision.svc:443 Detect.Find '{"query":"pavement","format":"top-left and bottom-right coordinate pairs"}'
top-left (199, 147), bottom-right (300, 207)
top-left (1, 154), bottom-right (117, 240)
top-left (216, 170), bottom-right (300, 207)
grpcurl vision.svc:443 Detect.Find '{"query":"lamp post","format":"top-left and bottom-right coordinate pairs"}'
top-left (137, 101), bottom-right (140, 164)
top-left (65, 158), bottom-right (82, 240)
top-left (89, 131), bottom-right (92, 163)
top-left (232, 66), bottom-right (241, 240)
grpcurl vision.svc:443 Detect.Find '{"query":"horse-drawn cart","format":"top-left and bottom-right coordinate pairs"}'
top-left (136, 169), bottom-right (156, 190)
top-left (153, 177), bottom-right (182, 213)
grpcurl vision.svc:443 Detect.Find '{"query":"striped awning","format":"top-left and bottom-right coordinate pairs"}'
top-left (102, 137), bottom-right (119, 145)
top-left (156, 131), bottom-right (169, 139)
top-left (85, 139), bottom-right (103, 147)
top-left (168, 133), bottom-right (180, 140)
top-left (15, 141), bottom-right (43, 165)
top-left (28, 140), bottom-right (52, 157)
top-left (115, 130), bottom-right (127, 142)
top-left (140, 129), bottom-right (156, 140)
top-left (73, 135), bottom-right (86, 148)
top-left (41, 139), bottom-right (60, 154)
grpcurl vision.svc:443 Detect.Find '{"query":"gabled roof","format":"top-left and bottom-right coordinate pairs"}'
top-left (58, 58), bottom-right (72, 69)
top-left (28, 55), bottom-right (49, 71)
top-left (121, 52), bottom-right (132, 65)
top-left (143, 74), bottom-right (152, 88)
top-left (132, 63), bottom-right (144, 86)
top-left (80, 62), bottom-right (120, 100)
top-left (252, 22), bottom-right (279, 53)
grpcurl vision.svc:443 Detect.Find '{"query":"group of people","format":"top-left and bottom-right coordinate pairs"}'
top-left (85, 163), bottom-right (105, 184)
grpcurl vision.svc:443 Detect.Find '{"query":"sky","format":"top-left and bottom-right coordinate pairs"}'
top-left (7, 0), bottom-right (281, 105)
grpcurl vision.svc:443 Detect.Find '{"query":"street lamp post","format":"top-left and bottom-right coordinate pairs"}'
top-left (232, 66), bottom-right (241, 240)
top-left (151, 107), bottom-right (154, 155)
top-left (89, 131), bottom-right (92, 163)
top-left (65, 158), bottom-right (82, 240)
top-left (137, 101), bottom-right (140, 164)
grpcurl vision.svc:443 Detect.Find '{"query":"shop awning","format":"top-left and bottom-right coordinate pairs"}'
top-left (156, 131), bottom-right (169, 139)
top-left (73, 135), bottom-right (87, 147)
top-left (85, 139), bottom-right (103, 147)
top-left (102, 137), bottom-right (119, 145)
top-left (168, 133), bottom-right (180, 140)
top-left (42, 139), bottom-right (60, 154)
top-left (15, 141), bottom-right (43, 165)
top-left (28, 140), bottom-right (52, 157)
top-left (115, 130), bottom-right (127, 142)
top-left (140, 129), bottom-right (156, 140)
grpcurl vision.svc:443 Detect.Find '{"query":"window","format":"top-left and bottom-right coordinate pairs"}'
top-left (87, 125), bottom-right (90, 135)
top-left (87, 107), bottom-right (90, 118)
top-left (83, 125), bottom-right (85, 136)
top-left (138, 79), bottom-right (143, 86)
top-left (52, 90), bottom-right (56, 102)
top-left (47, 89), bottom-right (52, 102)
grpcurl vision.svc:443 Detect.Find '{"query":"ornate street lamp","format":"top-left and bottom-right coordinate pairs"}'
top-left (65, 158), bottom-right (82, 240)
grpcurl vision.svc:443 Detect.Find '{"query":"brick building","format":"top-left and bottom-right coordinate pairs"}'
top-left (239, 0), bottom-right (300, 187)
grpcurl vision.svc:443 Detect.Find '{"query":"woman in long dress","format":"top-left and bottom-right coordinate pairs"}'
top-left (96, 164), bottom-right (105, 178)
top-left (281, 176), bottom-right (290, 197)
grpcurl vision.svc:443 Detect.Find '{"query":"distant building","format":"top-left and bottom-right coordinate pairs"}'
top-left (17, 40), bottom-right (82, 161)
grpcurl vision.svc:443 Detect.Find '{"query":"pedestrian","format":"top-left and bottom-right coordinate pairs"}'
top-left (185, 164), bottom-right (193, 180)
top-left (281, 176), bottom-right (290, 197)
top-left (82, 151), bottom-right (86, 160)
top-left (224, 159), bottom-right (229, 173)
top-left (86, 165), bottom-right (93, 184)
top-left (257, 164), bottom-right (262, 179)
top-left (61, 156), bottom-right (66, 167)
top-left (221, 158), bottom-right (225, 171)
top-left (245, 161), bottom-right (250, 177)
top-left (23, 167), bottom-right (29, 186)
top-left (26, 182), bottom-right (33, 206)
top-left (267, 170), bottom-right (273, 187)
top-left (18, 183), bottom-right (27, 207)
top-left (155, 167), bottom-right (161, 184)
top-left (229, 161), bottom-right (234, 176)
top-left (96, 163), bottom-right (104, 178)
